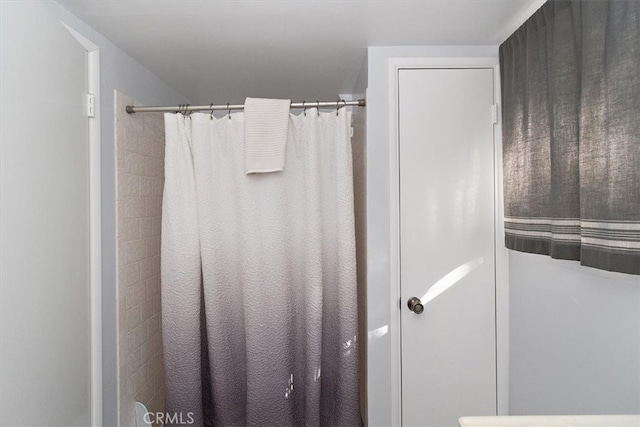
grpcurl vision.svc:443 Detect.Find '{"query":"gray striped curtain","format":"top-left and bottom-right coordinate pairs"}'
top-left (500, 0), bottom-right (639, 275)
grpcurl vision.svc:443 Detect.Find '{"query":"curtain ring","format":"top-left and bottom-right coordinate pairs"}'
top-left (339, 99), bottom-right (347, 115)
top-left (185, 104), bottom-right (192, 118)
top-left (227, 103), bottom-right (231, 120)
top-left (316, 100), bottom-right (320, 117)
top-left (209, 103), bottom-right (214, 120)
top-left (336, 99), bottom-right (341, 116)
top-left (302, 100), bottom-right (307, 117)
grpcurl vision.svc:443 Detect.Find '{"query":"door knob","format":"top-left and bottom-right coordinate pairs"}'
top-left (407, 297), bottom-right (424, 314)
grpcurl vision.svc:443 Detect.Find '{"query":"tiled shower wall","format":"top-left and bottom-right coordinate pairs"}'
top-left (115, 91), bottom-right (166, 427)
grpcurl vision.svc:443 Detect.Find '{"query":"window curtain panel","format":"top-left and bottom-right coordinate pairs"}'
top-left (500, 0), bottom-right (640, 275)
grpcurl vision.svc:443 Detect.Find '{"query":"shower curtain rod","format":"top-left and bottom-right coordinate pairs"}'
top-left (126, 98), bottom-right (366, 114)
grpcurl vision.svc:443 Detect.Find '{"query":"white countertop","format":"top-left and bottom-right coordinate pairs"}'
top-left (459, 415), bottom-right (640, 427)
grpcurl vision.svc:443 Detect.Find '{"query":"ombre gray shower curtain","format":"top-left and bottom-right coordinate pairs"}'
top-left (161, 109), bottom-right (361, 426)
top-left (500, 0), bottom-right (640, 274)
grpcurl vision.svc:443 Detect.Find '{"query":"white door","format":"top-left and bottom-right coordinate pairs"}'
top-left (0, 1), bottom-right (92, 425)
top-left (399, 68), bottom-right (497, 426)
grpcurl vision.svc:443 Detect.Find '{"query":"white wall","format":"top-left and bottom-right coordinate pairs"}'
top-left (366, 46), bottom-right (499, 426)
top-left (45, 2), bottom-right (189, 425)
top-left (509, 252), bottom-right (640, 415)
top-left (1, 2), bottom-right (92, 424)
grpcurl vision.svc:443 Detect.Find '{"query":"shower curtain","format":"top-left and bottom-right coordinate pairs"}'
top-left (161, 108), bottom-right (361, 426)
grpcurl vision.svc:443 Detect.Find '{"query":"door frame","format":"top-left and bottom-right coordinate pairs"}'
top-left (61, 23), bottom-right (103, 427)
top-left (387, 57), bottom-right (509, 425)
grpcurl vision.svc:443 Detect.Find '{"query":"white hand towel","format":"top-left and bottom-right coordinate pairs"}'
top-left (244, 97), bottom-right (291, 174)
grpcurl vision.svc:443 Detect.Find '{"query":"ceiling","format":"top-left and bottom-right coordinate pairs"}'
top-left (58, 0), bottom-right (543, 104)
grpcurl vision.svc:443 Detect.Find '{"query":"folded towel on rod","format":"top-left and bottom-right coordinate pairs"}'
top-left (244, 97), bottom-right (291, 174)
